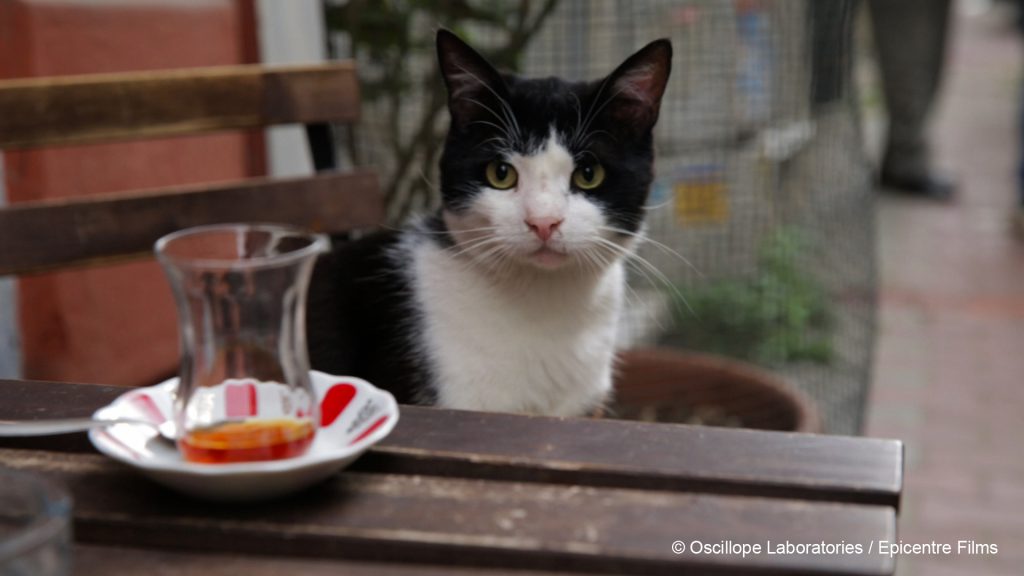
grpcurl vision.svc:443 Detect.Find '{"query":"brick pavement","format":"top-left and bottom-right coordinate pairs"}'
top-left (865, 7), bottom-right (1024, 576)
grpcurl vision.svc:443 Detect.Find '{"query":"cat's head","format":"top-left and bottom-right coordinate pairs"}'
top-left (435, 29), bottom-right (671, 273)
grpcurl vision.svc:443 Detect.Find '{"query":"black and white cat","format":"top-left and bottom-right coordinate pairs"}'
top-left (307, 30), bottom-right (671, 417)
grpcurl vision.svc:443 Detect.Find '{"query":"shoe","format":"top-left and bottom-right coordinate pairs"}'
top-left (878, 171), bottom-right (957, 201)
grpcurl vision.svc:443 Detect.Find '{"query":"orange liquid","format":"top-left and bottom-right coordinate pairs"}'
top-left (179, 419), bottom-right (315, 464)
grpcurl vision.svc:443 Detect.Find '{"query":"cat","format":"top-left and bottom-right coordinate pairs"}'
top-left (306, 29), bottom-right (671, 417)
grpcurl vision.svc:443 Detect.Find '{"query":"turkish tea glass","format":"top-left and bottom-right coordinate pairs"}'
top-left (0, 468), bottom-right (71, 576)
top-left (156, 224), bottom-right (329, 464)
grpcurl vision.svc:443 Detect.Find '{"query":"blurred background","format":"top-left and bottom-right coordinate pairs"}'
top-left (0, 1), bottom-right (1021, 573)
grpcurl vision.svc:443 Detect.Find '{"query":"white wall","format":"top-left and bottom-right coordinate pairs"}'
top-left (256, 0), bottom-right (327, 177)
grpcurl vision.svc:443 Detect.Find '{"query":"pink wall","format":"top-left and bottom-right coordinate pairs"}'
top-left (0, 0), bottom-right (265, 385)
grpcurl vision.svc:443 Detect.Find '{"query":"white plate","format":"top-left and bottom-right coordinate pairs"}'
top-left (89, 371), bottom-right (399, 501)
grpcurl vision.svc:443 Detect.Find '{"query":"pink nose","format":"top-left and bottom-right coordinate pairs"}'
top-left (525, 217), bottom-right (564, 242)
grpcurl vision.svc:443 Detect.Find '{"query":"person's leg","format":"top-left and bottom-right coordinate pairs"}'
top-left (869, 0), bottom-right (955, 198)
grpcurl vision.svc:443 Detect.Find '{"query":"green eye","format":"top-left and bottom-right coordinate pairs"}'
top-left (572, 163), bottom-right (606, 190)
top-left (485, 161), bottom-right (518, 189)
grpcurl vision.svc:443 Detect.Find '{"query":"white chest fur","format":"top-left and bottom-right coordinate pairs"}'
top-left (409, 241), bottom-right (624, 416)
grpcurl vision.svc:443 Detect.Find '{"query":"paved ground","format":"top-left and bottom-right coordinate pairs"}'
top-left (865, 6), bottom-right (1024, 576)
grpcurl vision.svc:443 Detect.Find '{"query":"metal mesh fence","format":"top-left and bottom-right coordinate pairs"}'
top-left (326, 0), bottom-right (874, 435)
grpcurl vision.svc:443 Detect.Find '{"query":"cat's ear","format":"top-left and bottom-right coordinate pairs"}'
top-left (599, 39), bottom-right (672, 134)
top-left (436, 29), bottom-right (508, 130)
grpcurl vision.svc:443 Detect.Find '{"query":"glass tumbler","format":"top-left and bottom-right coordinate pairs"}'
top-left (0, 468), bottom-right (71, 576)
top-left (156, 224), bottom-right (329, 464)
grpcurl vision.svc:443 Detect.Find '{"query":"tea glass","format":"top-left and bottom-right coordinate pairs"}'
top-left (156, 224), bottom-right (329, 464)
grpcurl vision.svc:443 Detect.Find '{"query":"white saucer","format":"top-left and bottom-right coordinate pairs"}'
top-left (89, 371), bottom-right (399, 501)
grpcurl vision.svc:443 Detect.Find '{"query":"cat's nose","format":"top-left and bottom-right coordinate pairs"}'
top-left (525, 217), bottom-right (564, 242)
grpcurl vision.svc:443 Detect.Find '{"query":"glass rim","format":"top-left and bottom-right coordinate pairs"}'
top-left (0, 469), bottom-right (70, 564)
top-left (154, 223), bottom-right (330, 271)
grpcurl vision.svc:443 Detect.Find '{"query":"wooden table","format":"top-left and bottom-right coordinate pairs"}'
top-left (0, 379), bottom-right (903, 575)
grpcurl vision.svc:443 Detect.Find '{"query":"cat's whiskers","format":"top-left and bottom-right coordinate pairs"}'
top-left (465, 97), bottom-right (520, 150)
top-left (572, 245), bottom-right (604, 278)
top-left (570, 92), bottom-right (583, 137)
top-left (598, 225), bottom-right (703, 278)
top-left (446, 235), bottom-right (507, 260)
top-left (575, 245), bottom-right (643, 309)
top-left (471, 242), bottom-right (519, 281)
top-left (387, 223), bottom-right (502, 237)
top-left (468, 241), bottom-right (507, 265)
top-left (574, 85), bottom-right (630, 150)
top-left (450, 225), bottom-right (503, 234)
top-left (575, 128), bottom-right (616, 150)
top-left (453, 183), bottom-right (486, 195)
top-left (572, 74), bottom-right (612, 148)
top-left (417, 166), bottom-right (440, 191)
top-left (469, 120), bottom-right (515, 145)
top-left (573, 249), bottom-right (595, 275)
top-left (447, 229), bottom-right (534, 265)
top-left (619, 258), bottom-right (676, 315)
top-left (642, 198), bottom-right (673, 211)
top-left (454, 65), bottom-right (522, 146)
top-left (475, 136), bottom-right (513, 153)
top-left (588, 244), bottom-right (666, 331)
top-left (590, 235), bottom-right (694, 317)
top-left (574, 150), bottom-right (600, 165)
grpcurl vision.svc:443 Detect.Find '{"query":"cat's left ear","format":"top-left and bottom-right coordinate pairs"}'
top-left (436, 29), bottom-right (509, 131)
top-left (601, 39), bottom-right (672, 134)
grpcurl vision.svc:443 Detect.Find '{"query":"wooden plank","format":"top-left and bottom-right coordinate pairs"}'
top-left (75, 544), bottom-right (590, 576)
top-left (0, 380), bottom-right (903, 507)
top-left (5, 449), bottom-right (896, 575)
top-left (0, 171), bottom-right (382, 276)
top-left (360, 407), bottom-right (904, 508)
top-left (0, 63), bottom-right (360, 149)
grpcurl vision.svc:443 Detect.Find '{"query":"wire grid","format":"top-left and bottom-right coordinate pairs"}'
top-left (328, 0), bottom-right (874, 435)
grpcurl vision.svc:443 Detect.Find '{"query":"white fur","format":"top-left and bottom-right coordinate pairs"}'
top-left (411, 239), bottom-right (624, 416)
top-left (407, 130), bottom-right (635, 416)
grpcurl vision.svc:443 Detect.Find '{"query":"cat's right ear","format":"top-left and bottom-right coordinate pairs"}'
top-left (436, 29), bottom-right (508, 130)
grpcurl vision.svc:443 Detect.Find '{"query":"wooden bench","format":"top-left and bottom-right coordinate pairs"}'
top-left (0, 62), bottom-right (383, 275)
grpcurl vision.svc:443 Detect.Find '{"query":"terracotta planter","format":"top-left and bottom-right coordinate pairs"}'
top-left (610, 348), bottom-right (821, 433)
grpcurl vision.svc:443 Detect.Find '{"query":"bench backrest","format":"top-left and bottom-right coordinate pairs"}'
top-left (0, 62), bottom-right (383, 275)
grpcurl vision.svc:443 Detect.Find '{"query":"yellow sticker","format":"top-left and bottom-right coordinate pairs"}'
top-left (674, 178), bottom-right (729, 224)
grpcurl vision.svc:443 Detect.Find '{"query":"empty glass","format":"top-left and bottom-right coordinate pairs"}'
top-left (0, 468), bottom-right (71, 576)
top-left (156, 224), bottom-right (329, 464)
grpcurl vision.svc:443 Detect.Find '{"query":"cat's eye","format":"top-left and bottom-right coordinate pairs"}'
top-left (485, 161), bottom-right (518, 190)
top-left (572, 163), bottom-right (606, 190)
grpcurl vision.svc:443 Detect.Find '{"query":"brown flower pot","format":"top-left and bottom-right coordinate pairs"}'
top-left (610, 348), bottom-right (821, 433)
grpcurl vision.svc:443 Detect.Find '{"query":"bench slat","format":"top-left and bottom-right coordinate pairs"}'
top-left (0, 171), bottom-right (382, 275)
top-left (0, 63), bottom-right (359, 149)
top-left (4, 449), bottom-right (896, 576)
top-left (360, 406), bottom-right (903, 507)
top-left (0, 380), bottom-right (903, 507)
top-left (75, 544), bottom-right (592, 576)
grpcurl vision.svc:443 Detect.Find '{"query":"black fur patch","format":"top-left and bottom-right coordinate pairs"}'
top-left (306, 231), bottom-right (431, 404)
